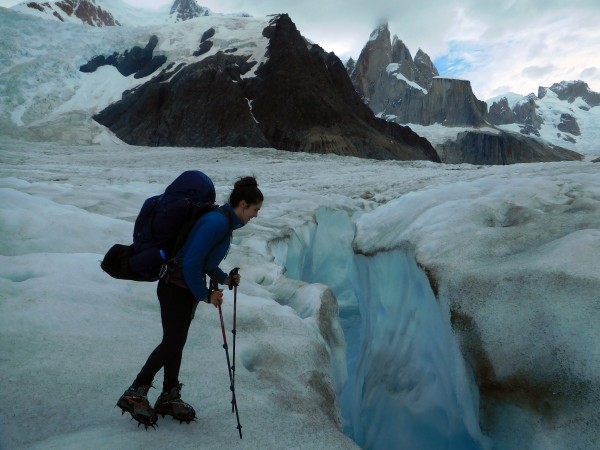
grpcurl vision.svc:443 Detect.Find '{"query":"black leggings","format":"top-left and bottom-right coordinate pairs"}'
top-left (134, 279), bottom-right (196, 392)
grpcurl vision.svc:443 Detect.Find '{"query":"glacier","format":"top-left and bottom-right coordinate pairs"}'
top-left (2, 139), bottom-right (600, 449)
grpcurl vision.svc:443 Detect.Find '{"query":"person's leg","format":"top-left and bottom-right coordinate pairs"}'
top-left (118, 280), bottom-right (194, 426)
top-left (119, 279), bottom-right (194, 426)
top-left (135, 279), bottom-right (195, 389)
top-left (147, 280), bottom-right (197, 422)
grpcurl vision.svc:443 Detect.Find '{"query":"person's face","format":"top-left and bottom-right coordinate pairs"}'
top-left (238, 200), bottom-right (262, 224)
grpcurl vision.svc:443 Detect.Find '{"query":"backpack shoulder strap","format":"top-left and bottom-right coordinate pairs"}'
top-left (217, 206), bottom-right (234, 237)
top-left (172, 206), bottom-right (233, 259)
top-left (170, 204), bottom-right (217, 257)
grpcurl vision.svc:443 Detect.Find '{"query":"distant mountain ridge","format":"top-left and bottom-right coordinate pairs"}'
top-left (11, 0), bottom-right (214, 25)
top-left (0, 4), bottom-right (438, 162)
top-left (487, 81), bottom-right (600, 154)
top-left (346, 23), bottom-right (594, 164)
top-left (4, 0), bottom-right (597, 163)
top-left (92, 14), bottom-right (439, 161)
top-left (16, 0), bottom-right (121, 26)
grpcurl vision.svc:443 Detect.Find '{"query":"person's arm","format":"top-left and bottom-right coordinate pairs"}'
top-left (182, 212), bottom-right (229, 301)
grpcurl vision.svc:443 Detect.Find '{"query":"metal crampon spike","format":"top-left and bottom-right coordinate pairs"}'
top-left (137, 421), bottom-right (157, 430)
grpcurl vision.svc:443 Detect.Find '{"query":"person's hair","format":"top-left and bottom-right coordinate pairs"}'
top-left (229, 176), bottom-right (264, 207)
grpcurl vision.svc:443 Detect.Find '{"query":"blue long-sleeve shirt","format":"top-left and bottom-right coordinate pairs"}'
top-left (181, 203), bottom-right (243, 301)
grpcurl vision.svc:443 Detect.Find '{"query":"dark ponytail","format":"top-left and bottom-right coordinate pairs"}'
top-left (229, 176), bottom-right (264, 207)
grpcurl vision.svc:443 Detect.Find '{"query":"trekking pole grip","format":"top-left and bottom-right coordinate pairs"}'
top-left (228, 267), bottom-right (240, 290)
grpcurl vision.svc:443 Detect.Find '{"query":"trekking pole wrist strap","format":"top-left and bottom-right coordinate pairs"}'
top-left (207, 278), bottom-right (218, 302)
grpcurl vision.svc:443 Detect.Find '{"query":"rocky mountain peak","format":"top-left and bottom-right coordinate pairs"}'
top-left (350, 23), bottom-right (392, 102)
top-left (345, 57), bottom-right (356, 75)
top-left (489, 94), bottom-right (542, 136)
top-left (414, 49), bottom-right (439, 89)
top-left (92, 13), bottom-right (439, 162)
top-left (346, 25), bottom-right (581, 165)
top-left (21, 0), bottom-right (120, 26)
top-left (369, 23), bottom-right (391, 44)
top-left (390, 36), bottom-right (417, 81)
top-left (169, 0), bottom-right (210, 22)
top-left (488, 80), bottom-right (598, 150)
top-left (349, 24), bottom-right (487, 127)
top-left (539, 80), bottom-right (600, 107)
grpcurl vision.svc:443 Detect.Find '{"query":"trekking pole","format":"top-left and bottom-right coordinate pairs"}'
top-left (212, 279), bottom-right (243, 439)
top-left (228, 267), bottom-right (240, 413)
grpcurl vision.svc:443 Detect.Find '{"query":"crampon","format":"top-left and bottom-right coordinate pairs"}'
top-left (117, 384), bottom-right (159, 430)
top-left (154, 384), bottom-right (196, 424)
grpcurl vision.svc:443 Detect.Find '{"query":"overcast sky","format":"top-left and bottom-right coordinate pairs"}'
top-left (3, 0), bottom-right (599, 100)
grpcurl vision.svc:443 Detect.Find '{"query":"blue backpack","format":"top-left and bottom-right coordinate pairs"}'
top-left (101, 170), bottom-right (230, 282)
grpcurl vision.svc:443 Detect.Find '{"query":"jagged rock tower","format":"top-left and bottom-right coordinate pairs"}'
top-left (349, 24), bottom-right (488, 127)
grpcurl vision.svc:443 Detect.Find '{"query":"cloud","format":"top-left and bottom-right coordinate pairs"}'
top-left (407, 2), bottom-right (600, 99)
top-left (487, 85), bottom-right (512, 98)
top-left (521, 64), bottom-right (556, 80)
top-left (580, 67), bottom-right (598, 79)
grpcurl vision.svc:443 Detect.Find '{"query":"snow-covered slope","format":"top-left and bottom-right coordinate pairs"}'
top-left (0, 7), bottom-right (269, 143)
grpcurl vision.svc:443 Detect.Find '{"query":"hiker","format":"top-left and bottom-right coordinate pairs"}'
top-left (117, 176), bottom-right (263, 428)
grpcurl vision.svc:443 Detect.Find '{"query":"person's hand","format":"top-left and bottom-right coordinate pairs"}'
top-left (225, 273), bottom-right (240, 288)
top-left (208, 289), bottom-right (223, 308)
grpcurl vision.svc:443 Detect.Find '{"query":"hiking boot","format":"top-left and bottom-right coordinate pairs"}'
top-left (117, 384), bottom-right (158, 429)
top-left (154, 384), bottom-right (196, 423)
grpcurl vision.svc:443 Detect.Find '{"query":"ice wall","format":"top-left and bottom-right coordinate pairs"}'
top-left (351, 250), bottom-right (483, 449)
top-left (275, 207), bottom-right (485, 449)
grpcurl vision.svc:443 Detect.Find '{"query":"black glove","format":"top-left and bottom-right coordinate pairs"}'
top-left (228, 267), bottom-right (240, 290)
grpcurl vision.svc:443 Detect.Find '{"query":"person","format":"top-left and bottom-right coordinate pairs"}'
top-left (117, 176), bottom-right (263, 428)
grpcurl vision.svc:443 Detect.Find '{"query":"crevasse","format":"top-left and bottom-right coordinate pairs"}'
top-left (275, 206), bottom-right (485, 449)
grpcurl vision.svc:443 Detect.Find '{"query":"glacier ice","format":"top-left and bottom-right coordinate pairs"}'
top-left (277, 206), bottom-right (485, 449)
